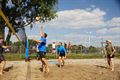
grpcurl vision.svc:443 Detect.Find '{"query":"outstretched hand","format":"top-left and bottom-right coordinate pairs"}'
top-left (2, 45), bottom-right (11, 48)
top-left (40, 26), bottom-right (44, 36)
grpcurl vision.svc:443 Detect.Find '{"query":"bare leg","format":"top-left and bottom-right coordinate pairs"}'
top-left (58, 56), bottom-right (62, 67)
top-left (61, 57), bottom-right (65, 67)
top-left (107, 58), bottom-right (110, 69)
top-left (41, 58), bottom-right (49, 73)
top-left (110, 58), bottom-right (114, 71)
top-left (0, 61), bottom-right (6, 75)
top-left (41, 60), bottom-right (45, 72)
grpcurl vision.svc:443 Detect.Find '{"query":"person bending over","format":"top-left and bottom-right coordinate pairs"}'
top-left (57, 42), bottom-right (67, 67)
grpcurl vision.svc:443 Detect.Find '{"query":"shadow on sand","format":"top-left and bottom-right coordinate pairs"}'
top-left (95, 65), bottom-right (108, 69)
top-left (4, 65), bottom-right (13, 72)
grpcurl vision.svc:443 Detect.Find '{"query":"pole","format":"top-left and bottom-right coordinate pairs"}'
top-left (25, 39), bottom-right (30, 62)
top-left (0, 9), bottom-right (25, 47)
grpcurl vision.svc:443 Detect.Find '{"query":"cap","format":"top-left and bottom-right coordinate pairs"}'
top-left (106, 40), bottom-right (112, 43)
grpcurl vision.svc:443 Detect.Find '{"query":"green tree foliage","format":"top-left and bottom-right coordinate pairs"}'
top-left (47, 44), bottom-right (52, 53)
top-left (70, 45), bottom-right (100, 54)
top-left (88, 46), bottom-right (99, 53)
top-left (71, 45), bottom-right (85, 54)
top-left (0, 0), bottom-right (58, 43)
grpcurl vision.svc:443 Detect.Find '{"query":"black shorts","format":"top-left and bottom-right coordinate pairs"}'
top-left (0, 54), bottom-right (5, 63)
top-left (52, 48), bottom-right (55, 50)
top-left (107, 54), bottom-right (115, 58)
top-left (0, 47), bottom-right (3, 54)
top-left (59, 53), bottom-right (65, 57)
top-left (37, 51), bottom-right (46, 59)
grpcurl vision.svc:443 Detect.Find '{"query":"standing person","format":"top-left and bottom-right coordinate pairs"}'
top-left (52, 42), bottom-right (56, 54)
top-left (57, 42), bottom-right (67, 67)
top-left (67, 42), bottom-right (72, 54)
top-left (36, 43), bottom-right (40, 60)
top-left (0, 36), bottom-right (10, 75)
top-left (64, 42), bottom-right (67, 54)
top-left (34, 26), bottom-right (49, 73)
top-left (105, 40), bottom-right (116, 71)
top-left (55, 42), bottom-right (59, 58)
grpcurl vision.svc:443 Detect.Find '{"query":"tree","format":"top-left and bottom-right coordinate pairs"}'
top-left (88, 46), bottom-right (99, 53)
top-left (0, 0), bottom-right (58, 44)
top-left (47, 44), bottom-right (52, 53)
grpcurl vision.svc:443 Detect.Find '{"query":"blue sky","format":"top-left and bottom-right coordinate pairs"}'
top-left (58, 0), bottom-right (120, 19)
top-left (9, 0), bottom-right (120, 47)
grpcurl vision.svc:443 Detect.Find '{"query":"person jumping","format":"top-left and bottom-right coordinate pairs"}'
top-left (34, 26), bottom-right (49, 73)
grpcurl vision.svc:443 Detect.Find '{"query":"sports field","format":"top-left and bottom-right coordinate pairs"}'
top-left (0, 59), bottom-right (120, 80)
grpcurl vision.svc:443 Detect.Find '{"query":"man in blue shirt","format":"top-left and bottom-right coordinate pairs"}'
top-left (57, 42), bottom-right (67, 67)
top-left (34, 26), bottom-right (49, 73)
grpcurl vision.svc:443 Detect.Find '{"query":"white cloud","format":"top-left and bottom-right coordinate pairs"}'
top-left (96, 28), bottom-right (107, 34)
top-left (44, 8), bottom-right (106, 29)
top-left (59, 33), bottom-right (120, 46)
top-left (98, 35), bottom-right (120, 46)
top-left (107, 17), bottom-right (120, 27)
top-left (96, 27), bottom-right (120, 34)
top-left (96, 17), bottom-right (120, 34)
top-left (64, 33), bottom-right (97, 41)
top-left (24, 8), bottom-right (120, 46)
top-left (63, 33), bottom-right (97, 45)
top-left (98, 35), bottom-right (120, 40)
top-left (108, 27), bottom-right (120, 34)
top-left (28, 35), bottom-right (39, 40)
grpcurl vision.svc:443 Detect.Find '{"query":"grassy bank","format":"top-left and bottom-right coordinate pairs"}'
top-left (3, 53), bottom-right (120, 61)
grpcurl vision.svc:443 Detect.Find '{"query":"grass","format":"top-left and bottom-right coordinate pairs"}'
top-left (3, 53), bottom-right (120, 61)
top-left (66, 53), bottom-right (103, 59)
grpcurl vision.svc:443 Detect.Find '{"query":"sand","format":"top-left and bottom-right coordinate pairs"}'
top-left (0, 59), bottom-right (120, 80)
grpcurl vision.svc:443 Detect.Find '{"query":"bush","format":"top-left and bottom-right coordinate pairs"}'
top-left (3, 53), bottom-right (120, 61)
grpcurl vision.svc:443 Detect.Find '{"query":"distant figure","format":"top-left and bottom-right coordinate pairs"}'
top-left (64, 42), bottom-right (67, 52)
top-left (36, 43), bottom-right (40, 60)
top-left (0, 36), bottom-right (10, 75)
top-left (55, 42), bottom-right (60, 58)
top-left (67, 42), bottom-right (72, 54)
top-left (52, 42), bottom-right (56, 54)
top-left (57, 42), bottom-right (67, 67)
top-left (34, 26), bottom-right (49, 73)
top-left (105, 40), bottom-right (116, 71)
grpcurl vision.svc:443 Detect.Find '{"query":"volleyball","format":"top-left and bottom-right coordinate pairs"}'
top-left (36, 16), bottom-right (40, 21)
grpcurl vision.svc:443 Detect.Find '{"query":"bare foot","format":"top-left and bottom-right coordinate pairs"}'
top-left (0, 72), bottom-right (3, 75)
top-left (43, 67), bottom-right (46, 72)
top-left (45, 68), bottom-right (49, 73)
top-left (111, 68), bottom-right (114, 71)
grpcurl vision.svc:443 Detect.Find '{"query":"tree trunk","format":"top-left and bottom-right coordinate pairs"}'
top-left (0, 24), bottom-right (5, 40)
top-left (6, 30), bottom-right (12, 45)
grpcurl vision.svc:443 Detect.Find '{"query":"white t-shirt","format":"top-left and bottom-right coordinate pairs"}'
top-left (36, 44), bottom-right (39, 52)
top-left (52, 43), bottom-right (56, 49)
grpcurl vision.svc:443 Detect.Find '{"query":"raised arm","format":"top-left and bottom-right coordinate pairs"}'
top-left (111, 46), bottom-right (116, 55)
top-left (2, 45), bottom-right (11, 48)
top-left (34, 40), bottom-right (42, 43)
top-left (40, 26), bottom-right (44, 37)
